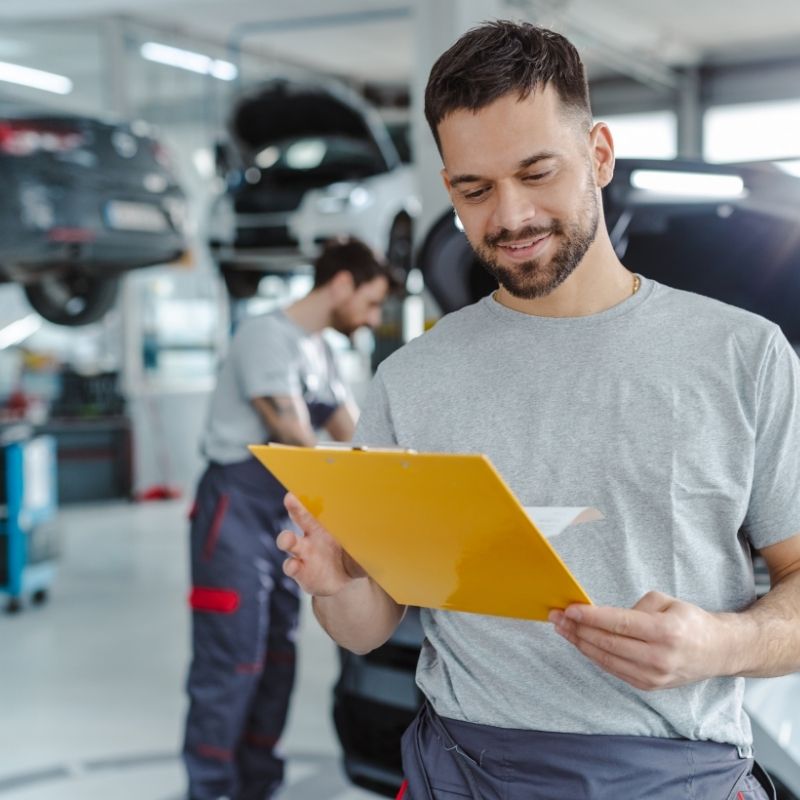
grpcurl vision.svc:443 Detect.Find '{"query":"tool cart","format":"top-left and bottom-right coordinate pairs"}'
top-left (0, 426), bottom-right (59, 613)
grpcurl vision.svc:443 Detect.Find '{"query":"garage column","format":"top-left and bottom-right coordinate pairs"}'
top-left (410, 0), bottom-right (506, 244)
top-left (676, 66), bottom-right (703, 159)
top-left (100, 16), bottom-right (144, 397)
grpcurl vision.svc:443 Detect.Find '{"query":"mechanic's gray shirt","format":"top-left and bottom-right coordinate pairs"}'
top-left (354, 276), bottom-right (800, 749)
top-left (203, 309), bottom-right (346, 464)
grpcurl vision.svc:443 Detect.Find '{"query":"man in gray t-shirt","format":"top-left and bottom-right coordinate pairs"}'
top-left (183, 238), bottom-right (395, 800)
top-left (275, 22), bottom-right (800, 800)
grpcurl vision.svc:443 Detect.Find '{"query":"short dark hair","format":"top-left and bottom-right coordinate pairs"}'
top-left (424, 20), bottom-right (592, 152)
top-left (313, 236), bottom-right (401, 292)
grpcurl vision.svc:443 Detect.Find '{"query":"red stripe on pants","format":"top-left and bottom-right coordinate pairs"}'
top-left (189, 586), bottom-right (240, 613)
top-left (202, 493), bottom-right (230, 560)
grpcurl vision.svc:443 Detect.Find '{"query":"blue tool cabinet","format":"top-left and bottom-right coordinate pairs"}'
top-left (0, 430), bottom-right (59, 613)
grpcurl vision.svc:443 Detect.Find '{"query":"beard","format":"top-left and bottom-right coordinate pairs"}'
top-left (331, 316), bottom-right (356, 337)
top-left (330, 307), bottom-right (359, 337)
top-left (471, 182), bottom-right (600, 300)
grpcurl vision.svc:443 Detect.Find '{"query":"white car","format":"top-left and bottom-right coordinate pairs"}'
top-left (208, 78), bottom-right (419, 298)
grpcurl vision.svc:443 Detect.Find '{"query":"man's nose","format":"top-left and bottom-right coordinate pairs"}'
top-left (490, 183), bottom-right (536, 235)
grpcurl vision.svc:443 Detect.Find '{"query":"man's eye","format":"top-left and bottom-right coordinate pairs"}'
top-left (525, 171), bottom-right (551, 182)
top-left (463, 188), bottom-right (487, 201)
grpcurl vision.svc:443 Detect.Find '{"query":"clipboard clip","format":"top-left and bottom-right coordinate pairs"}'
top-left (314, 443), bottom-right (417, 454)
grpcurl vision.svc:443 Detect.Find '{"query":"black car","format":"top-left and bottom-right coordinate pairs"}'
top-left (333, 157), bottom-right (800, 799)
top-left (0, 115), bottom-right (186, 325)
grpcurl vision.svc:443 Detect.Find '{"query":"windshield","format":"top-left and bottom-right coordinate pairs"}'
top-left (252, 135), bottom-right (386, 184)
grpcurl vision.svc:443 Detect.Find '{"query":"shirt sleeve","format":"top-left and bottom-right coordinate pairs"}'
top-left (233, 316), bottom-right (302, 400)
top-left (353, 369), bottom-right (398, 447)
top-left (743, 329), bottom-right (800, 549)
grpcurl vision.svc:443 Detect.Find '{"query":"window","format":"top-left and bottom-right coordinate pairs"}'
top-left (704, 99), bottom-right (800, 162)
top-left (598, 111), bottom-right (677, 159)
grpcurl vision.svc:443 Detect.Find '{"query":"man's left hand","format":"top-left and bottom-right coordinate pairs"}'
top-left (549, 591), bottom-right (732, 691)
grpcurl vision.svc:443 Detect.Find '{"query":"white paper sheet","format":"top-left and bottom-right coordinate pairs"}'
top-left (523, 506), bottom-right (604, 539)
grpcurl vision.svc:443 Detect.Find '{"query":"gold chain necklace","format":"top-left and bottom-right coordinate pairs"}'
top-left (492, 273), bottom-right (641, 304)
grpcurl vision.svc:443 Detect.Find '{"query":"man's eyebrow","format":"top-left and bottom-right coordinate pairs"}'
top-left (449, 173), bottom-right (483, 187)
top-left (517, 151), bottom-right (559, 170)
top-left (449, 152), bottom-right (560, 187)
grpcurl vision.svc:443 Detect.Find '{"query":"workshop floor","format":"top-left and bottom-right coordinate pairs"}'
top-left (0, 499), bottom-right (379, 800)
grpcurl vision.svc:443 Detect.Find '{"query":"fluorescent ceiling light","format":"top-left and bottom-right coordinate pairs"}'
top-left (140, 42), bottom-right (237, 81)
top-left (0, 61), bottom-right (72, 95)
top-left (631, 170), bottom-right (745, 199)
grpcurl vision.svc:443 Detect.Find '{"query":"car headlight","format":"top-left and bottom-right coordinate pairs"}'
top-left (315, 182), bottom-right (373, 214)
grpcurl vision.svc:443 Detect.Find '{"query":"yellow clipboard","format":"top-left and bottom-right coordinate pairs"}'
top-left (250, 444), bottom-right (593, 621)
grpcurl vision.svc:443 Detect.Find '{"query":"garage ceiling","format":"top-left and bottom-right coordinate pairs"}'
top-left (1, 0), bottom-right (799, 88)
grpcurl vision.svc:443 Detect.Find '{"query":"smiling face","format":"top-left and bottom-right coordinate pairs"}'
top-left (439, 85), bottom-right (611, 300)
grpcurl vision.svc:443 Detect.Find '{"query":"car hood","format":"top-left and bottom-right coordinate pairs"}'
top-left (230, 78), bottom-right (399, 171)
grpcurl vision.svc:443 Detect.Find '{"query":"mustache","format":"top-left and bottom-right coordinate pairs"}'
top-left (485, 221), bottom-right (564, 247)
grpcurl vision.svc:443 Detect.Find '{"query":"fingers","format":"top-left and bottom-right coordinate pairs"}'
top-left (549, 592), bottom-right (695, 690)
top-left (632, 590), bottom-right (673, 613)
top-left (558, 601), bottom-right (669, 642)
top-left (282, 553), bottom-right (301, 579)
top-left (566, 638), bottom-right (656, 691)
top-left (284, 492), bottom-right (312, 529)
top-left (276, 529), bottom-right (298, 554)
top-left (552, 612), bottom-right (657, 681)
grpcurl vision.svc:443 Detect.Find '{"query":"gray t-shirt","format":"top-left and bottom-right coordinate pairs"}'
top-left (203, 309), bottom-right (347, 464)
top-left (355, 276), bottom-right (800, 750)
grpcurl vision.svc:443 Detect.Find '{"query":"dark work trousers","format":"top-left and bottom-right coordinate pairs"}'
top-left (183, 457), bottom-right (299, 800)
top-left (400, 702), bottom-right (776, 800)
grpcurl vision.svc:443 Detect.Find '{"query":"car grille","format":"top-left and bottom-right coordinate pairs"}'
top-left (235, 226), bottom-right (297, 248)
top-left (234, 187), bottom-right (306, 213)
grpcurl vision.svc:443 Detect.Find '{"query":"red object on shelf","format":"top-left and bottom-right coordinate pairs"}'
top-left (135, 484), bottom-right (183, 501)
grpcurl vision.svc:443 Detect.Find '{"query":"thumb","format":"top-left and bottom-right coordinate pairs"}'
top-left (633, 590), bottom-right (674, 614)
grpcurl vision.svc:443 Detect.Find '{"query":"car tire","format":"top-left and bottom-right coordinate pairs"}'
top-left (24, 274), bottom-right (120, 326)
top-left (416, 209), bottom-right (496, 314)
top-left (387, 213), bottom-right (413, 275)
top-left (221, 266), bottom-right (263, 299)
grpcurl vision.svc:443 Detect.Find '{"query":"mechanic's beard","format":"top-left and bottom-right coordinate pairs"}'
top-left (330, 308), bottom-right (358, 338)
top-left (473, 186), bottom-right (600, 300)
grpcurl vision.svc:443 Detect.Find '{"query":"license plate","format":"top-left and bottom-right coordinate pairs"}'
top-left (105, 201), bottom-right (168, 232)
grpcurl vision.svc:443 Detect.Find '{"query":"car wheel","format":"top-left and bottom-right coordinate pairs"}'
top-left (24, 274), bottom-right (119, 326)
top-left (222, 266), bottom-right (263, 299)
top-left (416, 209), bottom-right (496, 314)
top-left (387, 214), bottom-right (413, 274)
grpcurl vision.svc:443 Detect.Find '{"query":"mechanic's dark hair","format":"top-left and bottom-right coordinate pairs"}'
top-left (313, 236), bottom-right (401, 292)
top-left (425, 20), bottom-right (592, 152)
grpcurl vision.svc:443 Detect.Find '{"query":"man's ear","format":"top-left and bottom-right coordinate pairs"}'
top-left (589, 122), bottom-right (615, 189)
top-left (330, 269), bottom-right (355, 300)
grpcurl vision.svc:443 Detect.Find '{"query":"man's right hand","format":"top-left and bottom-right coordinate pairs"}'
top-left (277, 493), bottom-right (366, 596)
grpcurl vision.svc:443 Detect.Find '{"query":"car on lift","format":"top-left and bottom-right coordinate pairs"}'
top-left (0, 114), bottom-right (187, 326)
top-left (208, 77), bottom-right (419, 299)
top-left (333, 157), bottom-right (800, 799)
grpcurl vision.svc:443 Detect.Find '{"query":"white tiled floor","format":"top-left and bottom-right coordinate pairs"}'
top-left (0, 500), bottom-right (379, 800)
